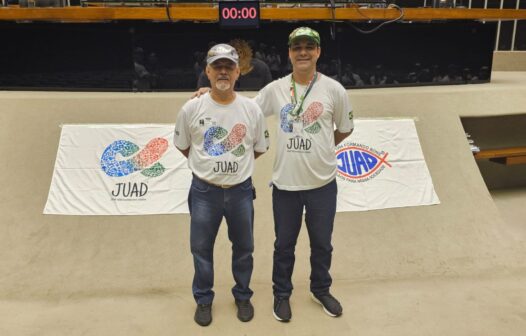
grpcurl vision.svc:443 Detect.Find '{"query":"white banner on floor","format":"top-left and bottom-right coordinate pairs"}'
top-left (336, 119), bottom-right (440, 212)
top-left (44, 124), bottom-right (191, 215)
top-left (44, 120), bottom-right (439, 215)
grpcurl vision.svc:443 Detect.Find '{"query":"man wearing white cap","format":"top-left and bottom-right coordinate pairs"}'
top-left (254, 27), bottom-right (354, 322)
top-left (174, 43), bottom-right (269, 327)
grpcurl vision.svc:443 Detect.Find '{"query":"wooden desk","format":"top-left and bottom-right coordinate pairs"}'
top-left (474, 146), bottom-right (526, 165)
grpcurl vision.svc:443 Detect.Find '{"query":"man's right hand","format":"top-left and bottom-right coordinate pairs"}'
top-left (191, 87), bottom-right (211, 99)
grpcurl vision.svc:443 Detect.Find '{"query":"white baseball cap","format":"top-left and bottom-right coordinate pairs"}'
top-left (206, 43), bottom-right (239, 65)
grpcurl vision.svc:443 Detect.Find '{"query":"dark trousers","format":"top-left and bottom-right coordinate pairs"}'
top-left (188, 176), bottom-right (255, 304)
top-left (272, 179), bottom-right (337, 298)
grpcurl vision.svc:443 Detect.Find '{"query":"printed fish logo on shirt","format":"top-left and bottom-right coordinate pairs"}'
top-left (280, 101), bottom-right (323, 134)
top-left (204, 123), bottom-right (247, 157)
top-left (101, 138), bottom-right (169, 177)
top-left (336, 144), bottom-right (391, 183)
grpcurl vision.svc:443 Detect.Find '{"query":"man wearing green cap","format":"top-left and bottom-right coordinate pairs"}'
top-left (254, 26), bottom-right (354, 322)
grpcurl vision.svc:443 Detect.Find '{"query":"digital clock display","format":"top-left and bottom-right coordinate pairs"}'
top-left (219, 1), bottom-right (260, 29)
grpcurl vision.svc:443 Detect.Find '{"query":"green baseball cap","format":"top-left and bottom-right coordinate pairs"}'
top-left (288, 27), bottom-right (321, 46)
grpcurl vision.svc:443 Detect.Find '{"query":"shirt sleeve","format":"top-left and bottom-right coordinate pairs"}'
top-left (253, 105), bottom-right (270, 153)
top-left (254, 83), bottom-right (274, 118)
top-left (174, 105), bottom-right (191, 151)
top-left (333, 83), bottom-right (354, 133)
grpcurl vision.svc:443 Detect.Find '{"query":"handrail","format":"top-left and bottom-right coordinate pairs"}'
top-left (1, 7), bottom-right (526, 22)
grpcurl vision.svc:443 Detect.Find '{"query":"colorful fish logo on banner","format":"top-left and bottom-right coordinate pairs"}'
top-left (101, 138), bottom-right (168, 177)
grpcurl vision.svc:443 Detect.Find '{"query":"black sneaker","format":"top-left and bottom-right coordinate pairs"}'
top-left (311, 293), bottom-right (343, 317)
top-left (194, 303), bottom-right (212, 326)
top-left (273, 296), bottom-right (291, 322)
top-left (235, 299), bottom-right (254, 322)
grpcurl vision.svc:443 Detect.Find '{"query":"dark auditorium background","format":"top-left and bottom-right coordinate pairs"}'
top-left (0, 0), bottom-right (524, 91)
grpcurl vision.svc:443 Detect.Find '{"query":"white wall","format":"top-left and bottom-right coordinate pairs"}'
top-left (1, 73), bottom-right (525, 299)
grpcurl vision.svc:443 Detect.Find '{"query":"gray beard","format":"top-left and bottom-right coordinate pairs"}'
top-left (215, 82), bottom-right (231, 91)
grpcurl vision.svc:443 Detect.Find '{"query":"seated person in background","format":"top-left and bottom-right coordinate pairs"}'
top-left (132, 47), bottom-right (151, 91)
top-left (440, 64), bottom-right (463, 83)
top-left (197, 39), bottom-right (272, 91)
top-left (146, 52), bottom-right (160, 89)
top-left (477, 66), bottom-right (490, 81)
top-left (266, 46), bottom-right (282, 79)
top-left (341, 64), bottom-right (364, 87)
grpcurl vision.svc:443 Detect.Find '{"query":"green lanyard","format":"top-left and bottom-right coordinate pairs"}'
top-left (289, 72), bottom-right (318, 119)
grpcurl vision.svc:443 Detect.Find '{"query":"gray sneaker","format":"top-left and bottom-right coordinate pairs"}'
top-left (194, 303), bottom-right (212, 326)
top-left (273, 296), bottom-right (291, 322)
top-left (311, 293), bottom-right (343, 317)
top-left (235, 299), bottom-right (254, 322)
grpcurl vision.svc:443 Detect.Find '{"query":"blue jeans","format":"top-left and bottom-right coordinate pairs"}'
top-left (188, 175), bottom-right (255, 304)
top-left (272, 179), bottom-right (337, 298)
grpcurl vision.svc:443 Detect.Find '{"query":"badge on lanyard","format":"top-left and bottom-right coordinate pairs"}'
top-left (289, 72), bottom-right (318, 134)
top-left (293, 120), bottom-right (303, 134)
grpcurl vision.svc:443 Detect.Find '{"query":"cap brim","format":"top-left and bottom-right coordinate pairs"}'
top-left (207, 56), bottom-right (238, 65)
top-left (288, 36), bottom-right (319, 46)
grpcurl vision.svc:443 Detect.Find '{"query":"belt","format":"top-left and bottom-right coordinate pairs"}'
top-left (207, 181), bottom-right (236, 189)
top-left (193, 174), bottom-right (237, 189)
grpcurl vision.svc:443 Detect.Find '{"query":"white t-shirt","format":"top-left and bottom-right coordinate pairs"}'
top-left (255, 73), bottom-right (354, 190)
top-left (174, 93), bottom-right (269, 185)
